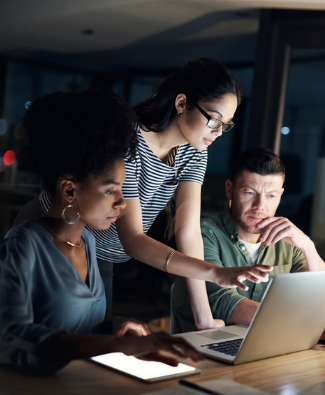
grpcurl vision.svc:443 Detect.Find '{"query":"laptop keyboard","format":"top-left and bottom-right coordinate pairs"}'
top-left (202, 338), bottom-right (243, 356)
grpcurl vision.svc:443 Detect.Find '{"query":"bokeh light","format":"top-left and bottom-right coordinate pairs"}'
top-left (0, 119), bottom-right (8, 136)
top-left (281, 126), bottom-right (290, 135)
top-left (3, 150), bottom-right (17, 166)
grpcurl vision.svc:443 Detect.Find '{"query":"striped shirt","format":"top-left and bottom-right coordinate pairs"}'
top-left (40, 128), bottom-right (207, 263)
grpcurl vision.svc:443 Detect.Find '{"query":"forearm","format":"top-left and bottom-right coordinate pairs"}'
top-left (1, 332), bottom-right (121, 375)
top-left (117, 220), bottom-right (271, 289)
top-left (258, 216), bottom-right (325, 271)
top-left (41, 332), bottom-right (122, 361)
top-left (184, 279), bottom-right (217, 329)
top-left (42, 330), bottom-right (204, 367)
top-left (177, 230), bottom-right (216, 330)
top-left (42, 331), bottom-right (162, 361)
top-left (122, 231), bottom-right (218, 281)
top-left (300, 239), bottom-right (325, 271)
top-left (228, 299), bottom-right (259, 326)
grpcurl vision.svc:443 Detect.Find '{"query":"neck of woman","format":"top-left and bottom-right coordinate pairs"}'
top-left (39, 208), bottom-right (85, 247)
top-left (140, 119), bottom-right (186, 162)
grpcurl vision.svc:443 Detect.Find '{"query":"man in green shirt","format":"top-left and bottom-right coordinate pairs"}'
top-left (172, 147), bottom-right (325, 334)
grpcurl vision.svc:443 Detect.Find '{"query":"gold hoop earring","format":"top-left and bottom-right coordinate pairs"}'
top-left (229, 200), bottom-right (232, 209)
top-left (62, 204), bottom-right (80, 225)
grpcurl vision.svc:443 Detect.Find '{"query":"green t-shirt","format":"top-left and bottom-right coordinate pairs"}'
top-left (172, 209), bottom-right (308, 333)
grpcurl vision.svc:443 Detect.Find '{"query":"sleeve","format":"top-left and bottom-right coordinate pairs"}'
top-left (179, 149), bottom-right (208, 185)
top-left (202, 227), bottom-right (247, 325)
top-left (0, 235), bottom-right (67, 375)
top-left (290, 246), bottom-right (308, 273)
top-left (121, 156), bottom-right (139, 199)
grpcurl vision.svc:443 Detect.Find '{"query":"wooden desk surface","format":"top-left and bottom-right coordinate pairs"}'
top-left (2, 345), bottom-right (325, 395)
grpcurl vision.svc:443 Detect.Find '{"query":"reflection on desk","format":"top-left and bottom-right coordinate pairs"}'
top-left (1, 345), bottom-right (325, 395)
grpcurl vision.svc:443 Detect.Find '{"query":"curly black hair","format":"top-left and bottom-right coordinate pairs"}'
top-left (23, 90), bottom-right (138, 196)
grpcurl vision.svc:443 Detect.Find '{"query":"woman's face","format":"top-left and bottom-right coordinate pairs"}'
top-left (74, 158), bottom-right (126, 230)
top-left (178, 93), bottom-right (238, 151)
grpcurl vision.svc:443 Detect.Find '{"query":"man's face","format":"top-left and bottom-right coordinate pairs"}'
top-left (226, 170), bottom-right (284, 243)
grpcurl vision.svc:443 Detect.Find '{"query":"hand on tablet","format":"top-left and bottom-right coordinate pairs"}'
top-left (111, 316), bottom-right (150, 337)
top-left (117, 331), bottom-right (204, 367)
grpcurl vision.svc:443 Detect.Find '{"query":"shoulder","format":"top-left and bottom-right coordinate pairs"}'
top-left (0, 221), bottom-right (44, 268)
top-left (179, 144), bottom-right (207, 162)
top-left (5, 220), bottom-right (44, 242)
top-left (200, 214), bottom-right (224, 242)
top-left (201, 214), bottom-right (222, 232)
top-left (2, 221), bottom-right (51, 255)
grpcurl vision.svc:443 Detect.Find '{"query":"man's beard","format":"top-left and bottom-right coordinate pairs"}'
top-left (231, 202), bottom-right (265, 235)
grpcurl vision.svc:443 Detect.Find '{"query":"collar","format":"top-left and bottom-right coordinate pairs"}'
top-left (220, 207), bottom-right (240, 243)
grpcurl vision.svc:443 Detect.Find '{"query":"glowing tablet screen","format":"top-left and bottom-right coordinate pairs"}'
top-left (91, 352), bottom-right (199, 382)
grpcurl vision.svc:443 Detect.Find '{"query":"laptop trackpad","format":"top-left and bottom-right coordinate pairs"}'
top-left (195, 330), bottom-right (237, 342)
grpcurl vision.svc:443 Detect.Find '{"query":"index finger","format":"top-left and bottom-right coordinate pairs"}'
top-left (233, 280), bottom-right (249, 291)
top-left (257, 216), bottom-right (281, 228)
top-left (252, 264), bottom-right (273, 272)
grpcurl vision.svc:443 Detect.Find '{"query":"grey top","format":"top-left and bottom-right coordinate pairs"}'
top-left (0, 220), bottom-right (106, 375)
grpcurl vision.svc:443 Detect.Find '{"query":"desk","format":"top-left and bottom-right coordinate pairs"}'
top-left (1, 345), bottom-right (325, 395)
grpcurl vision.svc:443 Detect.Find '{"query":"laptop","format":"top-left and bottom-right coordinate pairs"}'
top-left (176, 271), bottom-right (325, 364)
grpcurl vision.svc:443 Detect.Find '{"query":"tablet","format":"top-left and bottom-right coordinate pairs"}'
top-left (90, 352), bottom-right (201, 383)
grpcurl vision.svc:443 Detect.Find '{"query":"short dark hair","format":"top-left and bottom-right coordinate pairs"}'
top-left (134, 58), bottom-right (241, 133)
top-left (231, 147), bottom-right (285, 182)
top-left (23, 90), bottom-right (138, 196)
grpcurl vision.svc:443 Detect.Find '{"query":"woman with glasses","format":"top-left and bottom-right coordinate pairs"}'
top-left (91, 57), bottom-right (271, 329)
top-left (14, 58), bottom-right (272, 330)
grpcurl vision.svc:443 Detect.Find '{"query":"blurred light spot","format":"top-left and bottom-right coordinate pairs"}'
top-left (281, 126), bottom-right (290, 135)
top-left (3, 150), bottom-right (17, 166)
top-left (25, 101), bottom-right (32, 109)
top-left (14, 124), bottom-right (25, 139)
top-left (0, 119), bottom-right (8, 135)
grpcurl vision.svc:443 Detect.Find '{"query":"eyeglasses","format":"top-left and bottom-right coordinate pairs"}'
top-left (194, 103), bottom-right (235, 132)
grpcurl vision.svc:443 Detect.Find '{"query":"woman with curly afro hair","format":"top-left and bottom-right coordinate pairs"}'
top-left (0, 90), bottom-right (203, 375)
